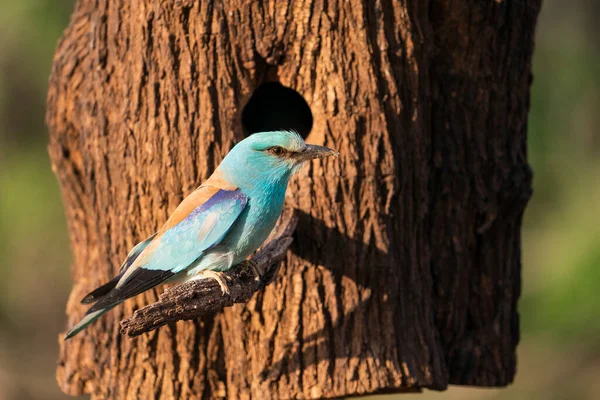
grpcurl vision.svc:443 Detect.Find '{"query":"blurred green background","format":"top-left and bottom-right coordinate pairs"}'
top-left (0, 1), bottom-right (598, 399)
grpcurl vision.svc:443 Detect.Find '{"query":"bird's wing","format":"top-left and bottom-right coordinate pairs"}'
top-left (118, 232), bottom-right (159, 274)
top-left (86, 186), bottom-right (247, 313)
top-left (80, 232), bottom-right (158, 304)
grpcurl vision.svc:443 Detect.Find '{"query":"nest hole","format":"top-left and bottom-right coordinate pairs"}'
top-left (241, 82), bottom-right (313, 139)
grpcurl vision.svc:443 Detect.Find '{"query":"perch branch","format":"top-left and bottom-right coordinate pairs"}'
top-left (120, 208), bottom-right (298, 337)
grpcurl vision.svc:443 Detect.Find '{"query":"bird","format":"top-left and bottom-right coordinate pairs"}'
top-left (64, 130), bottom-right (338, 340)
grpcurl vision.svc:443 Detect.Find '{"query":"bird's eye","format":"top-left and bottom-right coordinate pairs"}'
top-left (268, 146), bottom-right (286, 156)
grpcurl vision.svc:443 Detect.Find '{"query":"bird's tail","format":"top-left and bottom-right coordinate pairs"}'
top-left (64, 303), bottom-right (120, 340)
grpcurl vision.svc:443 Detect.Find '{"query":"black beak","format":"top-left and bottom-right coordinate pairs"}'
top-left (295, 144), bottom-right (339, 162)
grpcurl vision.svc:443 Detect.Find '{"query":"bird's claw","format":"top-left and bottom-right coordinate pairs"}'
top-left (201, 271), bottom-right (231, 295)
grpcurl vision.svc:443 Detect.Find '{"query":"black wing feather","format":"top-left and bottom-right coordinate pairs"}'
top-left (80, 232), bottom-right (158, 304)
top-left (80, 274), bottom-right (122, 304)
top-left (86, 268), bottom-right (175, 314)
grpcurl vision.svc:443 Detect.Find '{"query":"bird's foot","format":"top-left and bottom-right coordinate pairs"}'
top-left (240, 260), bottom-right (263, 280)
top-left (201, 270), bottom-right (231, 295)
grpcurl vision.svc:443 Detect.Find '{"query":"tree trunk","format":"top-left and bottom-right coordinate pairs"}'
top-left (47, 0), bottom-right (539, 399)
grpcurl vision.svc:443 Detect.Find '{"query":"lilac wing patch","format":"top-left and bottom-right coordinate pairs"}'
top-left (184, 189), bottom-right (247, 222)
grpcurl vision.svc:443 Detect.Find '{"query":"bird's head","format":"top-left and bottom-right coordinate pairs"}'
top-left (218, 130), bottom-right (338, 191)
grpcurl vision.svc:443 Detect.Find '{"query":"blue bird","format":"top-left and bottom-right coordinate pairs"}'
top-left (65, 130), bottom-right (338, 339)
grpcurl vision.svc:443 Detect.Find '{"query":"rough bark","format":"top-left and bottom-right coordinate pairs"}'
top-left (47, 0), bottom-right (539, 399)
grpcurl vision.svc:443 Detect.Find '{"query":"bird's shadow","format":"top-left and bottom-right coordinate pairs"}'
top-left (243, 210), bottom-right (448, 390)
